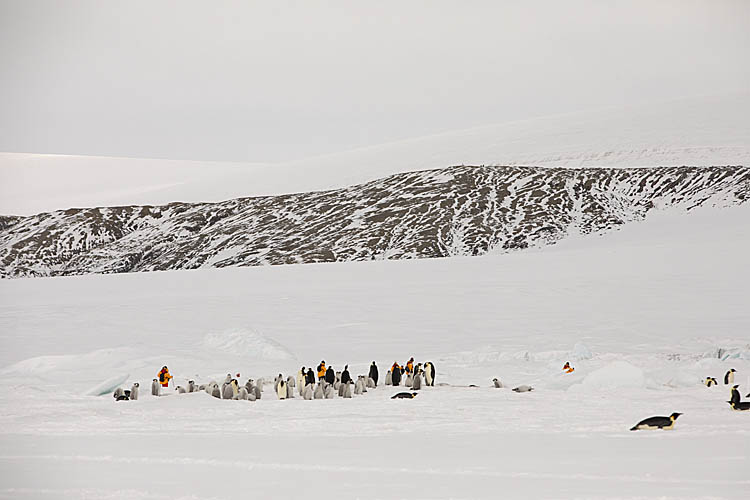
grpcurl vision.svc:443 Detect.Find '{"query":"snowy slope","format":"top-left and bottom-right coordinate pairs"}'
top-left (0, 205), bottom-right (748, 499)
top-left (1, 93), bottom-right (748, 216)
top-left (2, 165), bottom-right (747, 278)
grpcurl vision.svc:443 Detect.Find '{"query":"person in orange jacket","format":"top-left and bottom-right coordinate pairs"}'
top-left (158, 366), bottom-right (173, 387)
top-left (317, 361), bottom-right (326, 380)
top-left (563, 362), bottom-right (575, 374)
top-left (405, 357), bottom-right (414, 374)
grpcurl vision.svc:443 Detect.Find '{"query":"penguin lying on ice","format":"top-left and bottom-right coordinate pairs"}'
top-left (512, 385), bottom-right (534, 393)
top-left (630, 412), bottom-right (682, 431)
top-left (705, 377), bottom-right (718, 387)
top-left (728, 401), bottom-right (750, 411)
top-left (391, 392), bottom-right (418, 399)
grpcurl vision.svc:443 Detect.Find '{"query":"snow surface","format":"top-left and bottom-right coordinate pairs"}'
top-left (1, 93), bottom-right (748, 215)
top-left (0, 205), bottom-right (749, 499)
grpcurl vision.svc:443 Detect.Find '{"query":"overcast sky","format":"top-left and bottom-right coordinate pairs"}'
top-left (1, 0), bottom-right (748, 163)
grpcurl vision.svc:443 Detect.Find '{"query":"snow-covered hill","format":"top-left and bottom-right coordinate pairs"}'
top-left (1, 93), bottom-right (748, 216)
top-left (1, 165), bottom-right (747, 278)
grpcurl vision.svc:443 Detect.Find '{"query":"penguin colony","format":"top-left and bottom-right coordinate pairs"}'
top-left (111, 362), bottom-right (747, 430)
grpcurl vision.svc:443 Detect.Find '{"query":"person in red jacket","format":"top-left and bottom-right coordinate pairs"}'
top-left (158, 366), bottom-right (173, 387)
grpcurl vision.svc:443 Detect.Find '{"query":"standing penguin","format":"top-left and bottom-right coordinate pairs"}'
top-left (277, 380), bottom-right (287, 400)
top-left (314, 383), bottom-right (325, 399)
top-left (391, 363), bottom-right (402, 386)
top-left (237, 386), bottom-right (249, 400)
top-left (492, 378), bottom-right (504, 388)
top-left (302, 384), bottom-right (313, 400)
top-left (130, 382), bottom-right (139, 400)
top-left (222, 380), bottom-right (235, 399)
top-left (411, 370), bottom-right (422, 390)
top-left (424, 362), bottom-right (436, 387)
top-left (354, 377), bottom-right (364, 395)
top-left (730, 385), bottom-right (741, 405)
top-left (211, 383), bottom-right (222, 399)
top-left (366, 376), bottom-right (376, 389)
top-left (324, 383), bottom-right (335, 399)
top-left (369, 362), bottom-right (379, 387)
top-left (286, 378), bottom-right (295, 398)
top-left (297, 367), bottom-right (306, 395)
top-left (724, 369), bottom-right (736, 385)
top-left (385, 370), bottom-right (393, 386)
top-left (404, 372), bottom-right (413, 388)
top-left (151, 379), bottom-right (161, 396)
top-left (187, 380), bottom-right (197, 393)
top-left (343, 381), bottom-right (353, 398)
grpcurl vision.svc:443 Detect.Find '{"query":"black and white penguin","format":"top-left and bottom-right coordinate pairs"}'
top-left (424, 362), bottom-right (435, 387)
top-left (391, 392), bottom-right (418, 399)
top-left (404, 373), bottom-right (413, 388)
top-left (186, 380), bottom-right (196, 393)
top-left (411, 370), bottom-right (422, 391)
top-left (724, 369), bottom-right (736, 385)
top-left (704, 377), bottom-right (718, 387)
top-left (302, 384), bottom-right (313, 400)
top-left (325, 383), bottom-right (336, 399)
top-left (314, 382), bottom-right (325, 399)
top-left (492, 378), bottom-right (503, 389)
top-left (130, 382), bottom-right (139, 400)
top-left (385, 370), bottom-right (393, 386)
top-left (730, 385), bottom-right (741, 405)
top-left (342, 381), bottom-right (353, 399)
top-left (512, 385), bottom-right (534, 393)
top-left (354, 376), bottom-right (364, 395)
top-left (113, 388), bottom-right (128, 401)
top-left (728, 401), bottom-right (750, 411)
top-left (176, 385), bottom-right (187, 394)
top-left (369, 362), bottom-right (379, 387)
top-left (297, 367), bottom-right (306, 395)
top-left (277, 380), bottom-right (287, 400)
top-left (211, 383), bottom-right (221, 399)
top-left (222, 381), bottom-right (235, 400)
top-left (366, 376), bottom-right (376, 389)
top-left (151, 378), bottom-right (161, 396)
top-left (630, 412), bottom-right (682, 431)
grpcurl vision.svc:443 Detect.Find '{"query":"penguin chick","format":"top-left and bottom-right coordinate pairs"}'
top-left (512, 385), bottom-right (534, 393)
top-left (492, 378), bottom-right (503, 388)
top-left (391, 392), bottom-right (418, 399)
top-left (630, 412), bottom-right (682, 431)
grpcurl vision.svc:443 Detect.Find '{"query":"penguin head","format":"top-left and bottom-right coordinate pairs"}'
top-left (733, 384), bottom-right (740, 389)
top-left (670, 412), bottom-right (682, 420)
top-left (730, 368), bottom-right (736, 373)
top-left (411, 392), bottom-right (418, 397)
top-left (134, 382), bottom-right (139, 387)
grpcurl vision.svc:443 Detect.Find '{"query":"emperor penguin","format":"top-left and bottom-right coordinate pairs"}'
top-left (211, 383), bottom-right (222, 399)
top-left (354, 377), bottom-right (364, 395)
top-left (724, 369), bottom-right (736, 385)
top-left (705, 377), bottom-right (718, 387)
top-left (728, 401), bottom-right (750, 411)
top-left (411, 370), bottom-right (422, 391)
top-left (338, 381), bottom-right (346, 397)
top-left (512, 385), bottom-right (534, 393)
top-left (630, 412), bottom-right (682, 430)
top-left (222, 381), bottom-right (235, 400)
top-left (730, 385), bottom-right (741, 405)
top-left (343, 381), bottom-right (353, 398)
top-left (424, 362), bottom-right (435, 387)
top-left (277, 380), bottom-right (287, 400)
top-left (297, 367), bottom-right (306, 395)
top-left (302, 384), bottom-right (314, 400)
top-left (130, 382), bottom-right (139, 400)
top-left (366, 377), bottom-right (376, 389)
top-left (253, 383), bottom-right (262, 400)
top-left (187, 380), bottom-right (196, 393)
top-left (274, 374), bottom-right (283, 394)
top-left (404, 373), bottom-right (414, 388)
top-left (287, 375), bottom-right (296, 390)
top-left (325, 383), bottom-right (336, 399)
top-left (314, 383), bottom-right (325, 399)
top-left (492, 378), bottom-right (503, 388)
top-left (151, 379), bottom-right (161, 396)
top-left (113, 387), bottom-right (125, 400)
top-left (391, 392), bottom-right (418, 399)
top-left (286, 379), bottom-right (295, 399)
top-left (360, 375), bottom-right (368, 393)
top-left (176, 385), bottom-right (187, 394)
top-left (245, 379), bottom-right (254, 394)
top-left (237, 386), bottom-right (249, 400)
top-left (385, 370), bottom-right (393, 386)
top-left (334, 371), bottom-right (342, 390)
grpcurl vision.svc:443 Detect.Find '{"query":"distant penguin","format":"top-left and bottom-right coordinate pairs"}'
top-left (411, 371), bottom-right (422, 391)
top-left (724, 369), bottom-right (736, 385)
top-left (343, 382), bottom-right (353, 398)
top-left (277, 380), bottom-right (287, 400)
top-left (492, 378), bottom-right (503, 389)
top-left (211, 383), bottom-right (221, 399)
top-left (630, 412), bottom-right (682, 430)
top-left (274, 374), bottom-right (282, 394)
top-left (392, 366), bottom-right (402, 386)
top-left (222, 382), bottom-right (234, 400)
top-left (113, 387), bottom-right (126, 400)
top-left (512, 385), bottom-right (534, 393)
top-left (256, 377), bottom-right (265, 392)
top-left (286, 380), bottom-right (295, 399)
top-left (237, 386), bottom-right (249, 400)
top-left (369, 362), bottom-right (379, 387)
top-left (338, 381), bottom-right (345, 397)
top-left (245, 379), bottom-right (254, 393)
top-left (424, 362), bottom-right (435, 387)
top-left (314, 383), bottom-right (325, 399)
top-left (184, 380), bottom-right (194, 393)
top-left (728, 401), bottom-right (750, 411)
top-left (325, 383), bottom-right (336, 399)
top-left (205, 381), bottom-right (214, 395)
top-left (151, 379), bottom-right (161, 396)
top-left (253, 384), bottom-right (262, 400)
top-left (297, 367), bottom-right (306, 395)
top-left (354, 377), bottom-right (364, 395)
top-left (385, 370), bottom-right (393, 386)
top-left (302, 384), bottom-right (314, 400)
top-left (404, 373), bottom-right (413, 388)
top-left (705, 377), bottom-right (718, 387)
top-left (198, 384), bottom-right (207, 391)
top-left (391, 392), bottom-right (418, 399)
top-left (366, 377), bottom-right (376, 389)
top-left (287, 375), bottom-right (295, 389)
top-left (130, 383), bottom-right (139, 400)
top-left (730, 385), bottom-right (741, 405)
top-left (176, 385), bottom-right (186, 394)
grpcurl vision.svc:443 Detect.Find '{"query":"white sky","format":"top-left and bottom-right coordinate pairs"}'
top-left (1, 0), bottom-right (749, 163)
